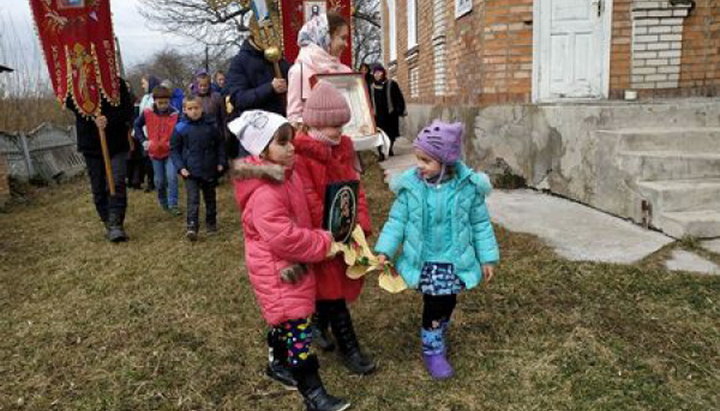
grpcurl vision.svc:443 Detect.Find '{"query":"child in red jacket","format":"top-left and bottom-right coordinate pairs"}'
top-left (293, 81), bottom-right (376, 375)
top-left (231, 110), bottom-right (350, 411)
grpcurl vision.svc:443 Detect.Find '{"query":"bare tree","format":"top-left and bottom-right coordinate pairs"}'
top-left (138, 0), bottom-right (252, 56)
top-left (353, 0), bottom-right (381, 68)
top-left (139, 0), bottom-right (381, 66)
top-left (126, 49), bottom-right (205, 96)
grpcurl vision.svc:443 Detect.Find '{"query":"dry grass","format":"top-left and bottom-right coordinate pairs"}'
top-left (0, 97), bottom-right (73, 133)
top-left (1, 153), bottom-right (719, 410)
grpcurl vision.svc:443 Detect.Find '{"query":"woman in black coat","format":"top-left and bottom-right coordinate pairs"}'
top-left (370, 63), bottom-right (406, 158)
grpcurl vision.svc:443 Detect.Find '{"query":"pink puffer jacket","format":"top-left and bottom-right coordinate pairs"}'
top-left (233, 157), bottom-right (332, 326)
top-left (286, 43), bottom-right (352, 124)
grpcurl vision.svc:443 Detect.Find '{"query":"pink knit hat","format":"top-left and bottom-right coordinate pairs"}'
top-left (303, 81), bottom-right (351, 128)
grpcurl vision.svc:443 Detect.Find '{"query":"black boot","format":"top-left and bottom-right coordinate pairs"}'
top-left (106, 211), bottom-right (128, 242)
top-left (313, 302), bottom-right (336, 352)
top-left (292, 355), bottom-right (350, 411)
top-left (265, 330), bottom-right (297, 390)
top-left (328, 301), bottom-right (376, 375)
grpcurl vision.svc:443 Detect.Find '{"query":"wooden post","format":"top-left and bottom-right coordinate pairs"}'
top-left (97, 122), bottom-right (115, 196)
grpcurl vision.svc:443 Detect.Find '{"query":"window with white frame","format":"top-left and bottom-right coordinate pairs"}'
top-left (455, 0), bottom-right (472, 19)
top-left (387, 0), bottom-right (397, 61)
top-left (407, 0), bottom-right (417, 49)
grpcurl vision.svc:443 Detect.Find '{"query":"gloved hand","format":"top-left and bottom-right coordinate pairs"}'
top-left (142, 140), bottom-right (150, 151)
top-left (280, 264), bottom-right (308, 284)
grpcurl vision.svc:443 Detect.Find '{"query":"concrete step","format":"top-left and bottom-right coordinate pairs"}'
top-left (619, 151), bottom-right (720, 181)
top-left (637, 178), bottom-right (720, 212)
top-left (659, 210), bottom-right (720, 239)
top-left (597, 128), bottom-right (720, 153)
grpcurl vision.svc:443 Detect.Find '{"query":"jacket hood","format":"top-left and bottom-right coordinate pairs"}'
top-left (241, 38), bottom-right (263, 57)
top-left (233, 156), bottom-right (289, 210)
top-left (146, 75), bottom-right (161, 93)
top-left (391, 161), bottom-right (492, 196)
top-left (295, 43), bottom-right (351, 76)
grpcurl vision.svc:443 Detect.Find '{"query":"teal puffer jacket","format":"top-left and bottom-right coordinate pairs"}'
top-left (375, 161), bottom-right (499, 290)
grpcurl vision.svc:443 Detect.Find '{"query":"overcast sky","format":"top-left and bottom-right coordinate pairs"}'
top-left (0, 1), bottom-right (189, 94)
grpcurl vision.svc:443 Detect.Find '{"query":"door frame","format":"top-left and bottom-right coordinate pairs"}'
top-left (532, 0), bottom-right (614, 103)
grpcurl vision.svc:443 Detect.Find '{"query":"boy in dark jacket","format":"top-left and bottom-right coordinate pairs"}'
top-left (171, 95), bottom-right (226, 241)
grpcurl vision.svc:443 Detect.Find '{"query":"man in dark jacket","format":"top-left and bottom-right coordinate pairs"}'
top-left (224, 37), bottom-right (291, 158)
top-left (66, 78), bottom-right (134, 242)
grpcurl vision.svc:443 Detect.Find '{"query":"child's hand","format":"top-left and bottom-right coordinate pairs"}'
top-left (180, 168), bottom-right (190, 178)
top-left (217, 164), bottom-right (224, 173)
top-left (326, 241), bottom-right (344, 258)
top-left (377, 254), bottom-right (388, 267)
top-left (482, 264), bottom-right (495, 284)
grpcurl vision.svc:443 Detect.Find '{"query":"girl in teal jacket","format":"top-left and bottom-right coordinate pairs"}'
top-left (375, 120), bottom-right (499, 380)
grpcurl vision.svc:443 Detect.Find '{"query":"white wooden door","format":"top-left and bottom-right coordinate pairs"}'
top-left (533, 0), bottom-right (612, 101)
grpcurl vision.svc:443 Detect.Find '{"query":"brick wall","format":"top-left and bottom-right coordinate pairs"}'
top-left (382, 0), bottom-right (720, 105)
top-left (480, 0), bottom-right (533, 104)
top-left (679, 2), bottom-right (720, 94)
top-left (609, 0), bottom-right (633, 97)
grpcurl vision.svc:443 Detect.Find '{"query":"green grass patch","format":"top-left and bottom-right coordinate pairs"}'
top-left (1, 153), bottom-right (719, 410)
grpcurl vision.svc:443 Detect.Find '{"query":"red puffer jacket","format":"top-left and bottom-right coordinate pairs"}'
top-left (233, 157), bottom-right (332, 325)
top-left (293, 132), bottom-right (372, 302)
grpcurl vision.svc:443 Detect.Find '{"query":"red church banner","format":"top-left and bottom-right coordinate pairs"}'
top-left (30, 0), bottom-right (121, 117)
top-left (279, 0), bottom-right (353, 67)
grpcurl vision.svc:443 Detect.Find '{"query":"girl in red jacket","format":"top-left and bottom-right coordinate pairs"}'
top-left (231, 110), bottom-right (350, 411)
top-left (293, 81), bottom-right (376, 375)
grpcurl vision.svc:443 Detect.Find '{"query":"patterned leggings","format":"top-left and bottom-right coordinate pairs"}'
top-left (273, 318), bottom-right (313, 367)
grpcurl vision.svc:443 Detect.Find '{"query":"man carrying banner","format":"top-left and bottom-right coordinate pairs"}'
top-left (66, 80), bottom-right (134, 242)
top-left (30, 0), bottom-right (134, 242)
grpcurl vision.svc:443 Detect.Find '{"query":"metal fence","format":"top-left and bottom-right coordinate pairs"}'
top-left (0, 123), bottom-right (85, 183)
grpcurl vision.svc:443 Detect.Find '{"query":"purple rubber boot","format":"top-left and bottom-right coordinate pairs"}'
top-left (421, 328), bottom-right (454, 380)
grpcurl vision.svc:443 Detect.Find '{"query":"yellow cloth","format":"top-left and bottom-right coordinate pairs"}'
top-left (340, 225), bottom-right (408, 293)
top-left (378, 268), bottom-right (407, 293)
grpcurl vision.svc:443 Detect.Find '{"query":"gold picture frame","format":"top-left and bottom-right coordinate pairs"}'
top-left (314, 73), bottom-right (377, 139)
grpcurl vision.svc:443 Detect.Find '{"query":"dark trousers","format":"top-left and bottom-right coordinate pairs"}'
top-left (142, 156), bottom-right (155, 189)
top-left (185, 178), bottom-right (217, 229)
top-left (84, 152), bottom-right (128, 223)
top-left (126, 150), bottom-right (143, 188)
top-left (422, 294), bottom-right (457, 329)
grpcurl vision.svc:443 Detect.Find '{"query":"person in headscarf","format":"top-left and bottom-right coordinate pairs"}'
top-left (286, 12), bottom-right (352, 125)
top-left (370, 63), bottom-right (406, 159)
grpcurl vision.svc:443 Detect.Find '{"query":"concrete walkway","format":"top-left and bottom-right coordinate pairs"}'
top-left (487, 190), bottom-right (674, 264)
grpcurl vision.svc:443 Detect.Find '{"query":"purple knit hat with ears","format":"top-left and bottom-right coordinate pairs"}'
top-left (413, 120), bottom-right (464, 164)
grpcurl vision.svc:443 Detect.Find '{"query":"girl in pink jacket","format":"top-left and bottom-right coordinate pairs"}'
top-left (287, 12), bottom-right (351, 124)
top-left (231, 110), bottom-right (350, 411)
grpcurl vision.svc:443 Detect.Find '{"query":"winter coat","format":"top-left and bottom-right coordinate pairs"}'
top-left (287, 43), bottom-right (351, 124)
top-left (170, 115), bottom-right (227, 181)
top-left (134, 107), bottom-right (179, 160)
top-left (138, 75), bottom-right (161, 114)
top-left (374, 161), bottom-right (500, 290)
top-left (233, 157), bottom-right (332, 325)
top-left (371, 79), bottom-right (406, 140)
top-left (293, 132), bottom-right (372, 302)
top-left (66, 78), bottom-right (134, 157)
top-left (169, 88), bottom-right (184, 112)
top-left (225, 39), bottom-right (291, 120)
top-left (193, 91), bottom-right (225, 132)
